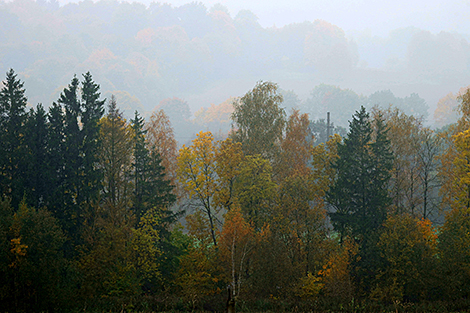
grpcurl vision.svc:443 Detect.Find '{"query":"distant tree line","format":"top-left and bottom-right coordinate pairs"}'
top-left (2, 0), bottom-right (468, 122)
top-left (2, 70), bottom-right (470, 312)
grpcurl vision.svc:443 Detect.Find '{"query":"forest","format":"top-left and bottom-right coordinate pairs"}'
top-left (2, 67), bottom-right (470, 312)
top-left (1, 0), bottom-right (470, 140)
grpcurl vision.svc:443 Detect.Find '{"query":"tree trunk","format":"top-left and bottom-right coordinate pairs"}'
top-left (226, 285), bottom-right (235, 313)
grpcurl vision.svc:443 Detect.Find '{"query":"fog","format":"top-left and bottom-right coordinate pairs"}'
top-left (55, 0), bottom-right (470, 36)
top-left (1, 0), bottom-right (469, 142)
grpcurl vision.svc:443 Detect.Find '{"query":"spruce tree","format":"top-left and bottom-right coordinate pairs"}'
top-left (80, 72), bottom-right (105, 204)
top-left (131, 111), bottom-right (177, 292)
top-left (0, 69), bottom-right (28, 208)
top-left (328, 106), bottom-right (393, 240)
top-left (55, 73), bottom-right (105, 250)
top-left (328, 106), bottom-right (375, 240)
top-left (327, 106), bottom-right (393, 293)
top-left (24, 104), bottom-right (49, 208)
top-left (47, 102), bottom-right (66, 219)
top-left (131, 111), bottom-right (149, 222)
top-left (99, 95), bottom-right (133, 208)
top-left (59, 76), bottom-right (82, 207)
top-left (57, 76), bottom-right (84, 250)
top-left (369, 113), bottom-right (393, 225)
top-left (131, 111), bottom-right (176, 223)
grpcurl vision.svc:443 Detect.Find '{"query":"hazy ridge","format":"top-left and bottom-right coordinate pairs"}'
top-left (1, 0), bottom-right (469, 138)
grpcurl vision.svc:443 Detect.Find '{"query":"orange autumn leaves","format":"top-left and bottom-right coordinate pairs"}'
top-left (173, 90), bottom-right (470, 306)
top-left (218, 208), bottom-right (255, 298)
top-left (175, 107), bottom-right (336, 301)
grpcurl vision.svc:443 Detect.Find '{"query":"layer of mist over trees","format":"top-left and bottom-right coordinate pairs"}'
top-left (2, 0), bottom-right (470, 311)
top-left (3, 68), bottom-right (470, 312)
top-left (1, 0), bottom-right (470, 143)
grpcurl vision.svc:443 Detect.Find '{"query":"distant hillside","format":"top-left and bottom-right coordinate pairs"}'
top-left (1, 0), bottom-right (469, 130)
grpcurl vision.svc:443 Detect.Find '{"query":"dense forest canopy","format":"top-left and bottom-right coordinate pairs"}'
top-left (3, 0), bottom-right (470, 311)
top-left (1, 69), bottom-right (470, 311)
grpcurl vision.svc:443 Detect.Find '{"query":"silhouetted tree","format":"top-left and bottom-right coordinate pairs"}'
top-left (0, 69), bottom-right (28, 208)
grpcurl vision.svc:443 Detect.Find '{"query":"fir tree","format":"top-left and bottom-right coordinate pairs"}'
top-left (327, 106), bottom-right (393, 293)
top-left (80, 72), bottom-right (105, 204)
top-left (47, 102), bottom-right (66, 219)
top-left (131, 111), bottom-right (149, 222)
top-left (59, 76), bottom-right (82, 213)
top-left (0, 69), bottom-right (28, 208)
top-left (99, 95), bottom-right (133, 209)
top-left (328, 106), bottom-right (393, 240)
top-left (131, 111), bottom-right (176, 224)
top-left (24, 104), bottom-right (49, 208)
top-left (130, 111), bottom-right (177, 291)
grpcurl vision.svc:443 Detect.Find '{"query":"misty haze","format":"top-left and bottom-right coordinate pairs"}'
top-left (2, 0), bottom-right (470, 312)
top-left (1, 0), bottom-right (469, 143)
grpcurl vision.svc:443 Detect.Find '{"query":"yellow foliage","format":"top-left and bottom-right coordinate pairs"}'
top-left (9, 201), bottom-right (31, 269)
top-left (438, 88), bottom-right (470, 210)
top-left (317, 238), bottom-right (357, 302)
top-left (214, 138), bottom-right (244, 211)
top-left (132, 208), bottom-right (162, 283)
top-left (175, 243), bottom-right (222, 308)
top-left (177, 131), bottom-right (217, 201)
top-left (297, 272), bottom-right (324, 300)
top-left (439, 206), bottom-right (470, 297)
top-left (78, 202), bottom-right (140, 300)
top-left (177, 131), bottom-right (219, 245)
top-left (451, 129), bottom-right (470, 209)
top-left (98, 103), bottom-right (134, 208)
top-left (9, 237), bottom-right (28, 268)
top-left (135, 27), bottom-right (157, 45)
top-left (186, 211), bottom-right (213, 245)
top-left (275, 172), bottom-right (327, 276)
top-left (434, 91), bottom-right (460, 128)
top-left (377, 107), bottom-right (423, 214)
top-left (194, 97), bottom-right (234, 126)
top-left (311, 134), bottom-right (341, 206)
top-left (234, 154), bottom-right (277, 229)
top-left (373, 214), bottom-right (438, 303)
top-left (417, 218), bottom-right (438, 247)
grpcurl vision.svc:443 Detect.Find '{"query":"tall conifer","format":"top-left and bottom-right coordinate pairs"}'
top-left (99, 95), bottom-right (133, 208)
top-left (327, 106), bottom-right (393, 293)
top-left (328, 107), bottom-right (394, 238)
top-left (0, 69), bottom-right (28, 208)
top-left (81, 72), bottom-right (105, 204)
top-left (24, 104), bottom-right (49, 208)
top-left (131, 111), bottom-right (176, 223)
top-left (47, 102), bottom-right (66, 219)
